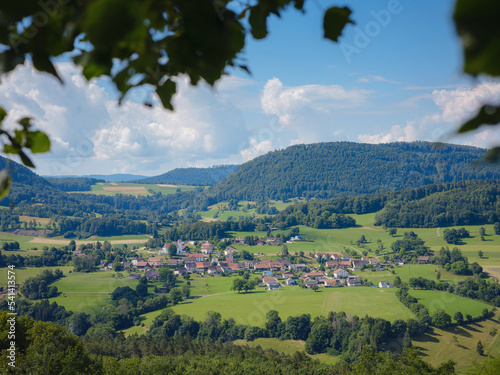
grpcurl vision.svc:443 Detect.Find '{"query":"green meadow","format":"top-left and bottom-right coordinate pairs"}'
top-left (410, 289), bottom-right (491, 319)
top-left (72, 182), bottom-right (198, 196)
top-left (0, 265), bottom-right (73, 288)
top-left (412, 311), bottom-right (500, 373)
top-left (168, 286), bottom-right (414, 327)
top-left (45, 271), bottom-right (139, 313)
top-left (233, 338), bottom-right (338, 364)
top-left (354, 264), bottom-right (470, 285)
top-left (0, 232), bottom-right (38, 249)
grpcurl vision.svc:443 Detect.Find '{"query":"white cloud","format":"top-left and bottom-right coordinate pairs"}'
top-left (240, 138), bottom-right (274, 161)
top-left (0, 62), bottom-right (253, 175)
top-left (260, 78), bottom-right (370, 145)
top-left (358, 121), bottom-right (420, 144)
top-left (358, 82), bottom-right (500, 147)
top-left (432, 81), bottom-right (500, 124)
top-left (356, 75), bottom-right (401, 84)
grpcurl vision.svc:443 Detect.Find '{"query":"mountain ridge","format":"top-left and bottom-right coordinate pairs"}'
top-left (208, 141), bottom-right (500, 202)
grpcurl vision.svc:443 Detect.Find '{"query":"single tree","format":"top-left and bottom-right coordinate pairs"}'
top-left (476, 340), bottom-right (484, 356)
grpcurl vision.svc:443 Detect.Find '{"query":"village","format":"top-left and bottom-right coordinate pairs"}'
top-left (83, 238), bottom-right (420, 291)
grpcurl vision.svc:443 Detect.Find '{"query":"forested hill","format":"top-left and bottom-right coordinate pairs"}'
top-left (272, 179), bottom-right (500, 229)
top-left (0, 156), bottom-right (57, 195)
top-left (209, 141), bottom-right (500, 201)
top-left (45, 177), bottom-right (105, 192)
top-left (134, 164), bottom-right (240, 185)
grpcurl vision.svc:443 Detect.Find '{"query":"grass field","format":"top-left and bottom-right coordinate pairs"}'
top-left (198, 199), bottom-right (303, 222)
top-left (354, 264), bottom-right (470, 285)
top-left (0, 232), bottom-right (38, 249)
top-left (0, 265), bottom-right (73, 288)
top-left (410, 289), bottom-right (491, 319)
top-left (71, 182), bottom-right (198, 196)
top-left (413, 312), bottom-right (500, 373)
top-left (49, 292), bottom-right (112, 314)
top-left (47, 271), bottom-right (140, 313)
top-left (167, 286), bottom-right (414, 327)
top-left (187, 274), bottom-right (240, 295)
top-left (0, 231), bottom-right (150, 250)
top-left (233, 338), bottom-right (338, 364)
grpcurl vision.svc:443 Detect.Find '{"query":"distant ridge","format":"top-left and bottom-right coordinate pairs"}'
top-left (133, 165), bottom-right (240, 186)
top-left (209, 141), bottom-right (500, 201)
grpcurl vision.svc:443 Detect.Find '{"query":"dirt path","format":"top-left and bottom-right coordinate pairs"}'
top-left (423, 228), bottom-right (440, 241)
top-left (359, 226), bottom-right (384, 231)
top-left (198, 291), bottom-right (235, 298)
top-left (329, 242), bottom-right (363, 255)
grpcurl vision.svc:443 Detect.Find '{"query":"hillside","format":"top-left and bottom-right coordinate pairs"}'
top-left (271, 179), bottom-right (500, 229)
top-left (210, 142), bottom-right (500, 201)
top-left (134, 164), bottom-right (240, 185)
top-left (0, 155), bottom-right (59, 201)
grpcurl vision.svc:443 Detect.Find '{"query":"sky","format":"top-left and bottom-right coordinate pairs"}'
top-left (1, 0), bottom-right (500, 177)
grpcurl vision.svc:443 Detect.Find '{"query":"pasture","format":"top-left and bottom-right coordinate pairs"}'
top-left (169, 286), bottom-right (415, 327)
top-left (47, 271), bottom-right (139, 313)
top-left (413, 311), bottom-right (500, 373)
top-left (410, 289), bottom-right (491, 319)
top-left (71, 182), bottom-right (198, 196)
top-left (233, 338), bottom-right (338, 364)
top-left (0, 231), bottom-right (150, 250)
top-left (0, 265), bottom-right (73, 288)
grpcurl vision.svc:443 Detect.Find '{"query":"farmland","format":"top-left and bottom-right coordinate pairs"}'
top-left (70, 182), bottom-right (200, 196)
top-left (3, 208), bottom-right (500, 373)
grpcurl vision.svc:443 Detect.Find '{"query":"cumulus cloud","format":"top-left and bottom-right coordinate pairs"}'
top-left (432, 81), bottom-right (500, 124)
top-left (0, 62), bottom-right (253, 175)
top-left (260, 78), bottom-right (370, 145)
top-left (358, 82), bottom-right (500, 147)
top-left (358, 117), bottom-right (443, 144)
top-left (240, 138), bottom-right (274, 162)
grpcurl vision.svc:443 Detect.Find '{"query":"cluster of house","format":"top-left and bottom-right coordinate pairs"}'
top-left (85, 241), bottom-right (402, 289)
top-left (261, 267), bottom-right (394, 290)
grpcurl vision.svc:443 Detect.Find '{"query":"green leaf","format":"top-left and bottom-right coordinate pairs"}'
top-left (18, 151), bottom-right (35, 168)
top-left (248, 4), bottom-right (269, 39)
top-left (0, 169), bottom-right (11, 200)
top-left (324, 7), bottom-right (354, 43)
top-left (485, 147), bottom-right (500, 162)
top-left (32, 54), bottom-right (62, 83)
top-left (156, 79), bottom-right (176, 110)
top-left (458, 105), bottom-right (500, 133)
top-left (0, 107), bottom-right (7, 122)
top-left (29, 131), bottom-right (51, 153)
top-left (454, 0), bottom-right (500, 77)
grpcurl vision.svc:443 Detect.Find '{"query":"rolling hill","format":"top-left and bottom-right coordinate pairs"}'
top-left (134, 165), bottom-right (240, 185)
top-left (209, 141), bottom-right (500, 201)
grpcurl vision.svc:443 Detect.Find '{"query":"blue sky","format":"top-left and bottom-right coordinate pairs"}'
top-left (1, 0), bottom-right (500, 176)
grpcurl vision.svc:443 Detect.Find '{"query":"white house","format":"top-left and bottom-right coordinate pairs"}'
top-left (378, 281), bottom-right (393, 288)
top-left (333, 269), bottom-right (350, 279)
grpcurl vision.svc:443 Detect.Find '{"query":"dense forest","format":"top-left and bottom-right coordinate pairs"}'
top-left (45, 177), bottom-right (105, 192)
top-left (0, 307), bottom-right (468, 374)
top-left (271, 180), bottom-right (500, 229)
top-left (210, 142), bottom-right (500, 201)
top-left (3, 146), bottom-right (500, 239)
top-left (134, 164), bottom-right (240, 185)
top-left (374, 180), bottom-right (500, 227)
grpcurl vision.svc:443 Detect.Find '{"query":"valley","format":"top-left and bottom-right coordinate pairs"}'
top-left (1, 142), bottom-right (500, 373)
